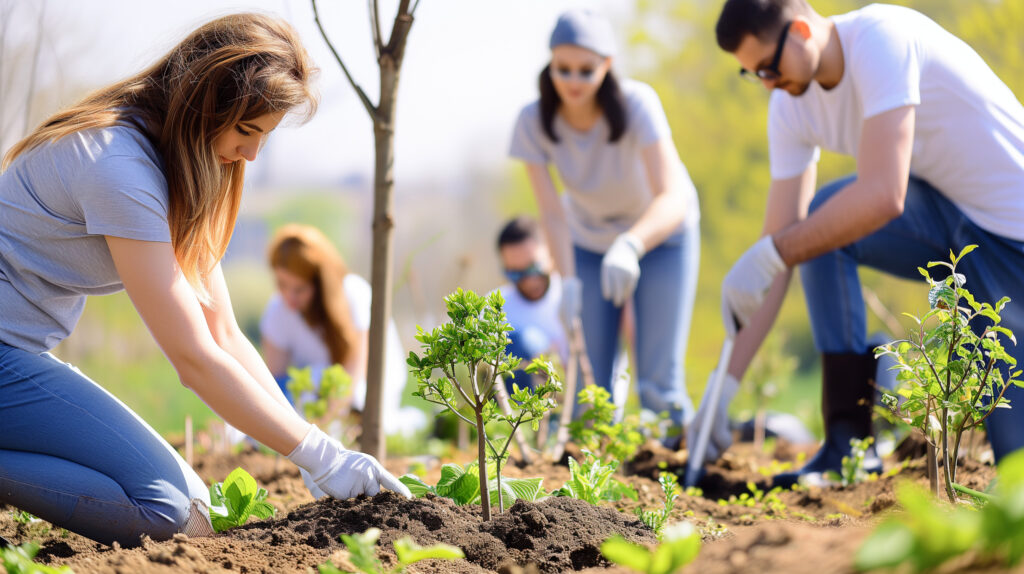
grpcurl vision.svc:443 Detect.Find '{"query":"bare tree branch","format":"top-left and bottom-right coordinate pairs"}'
top-left (370, 0), bottom-right (383, 58)
top-left (410, 0), bottom-right (422, 17)
top-left (311, 0), bottom-right (378, 120)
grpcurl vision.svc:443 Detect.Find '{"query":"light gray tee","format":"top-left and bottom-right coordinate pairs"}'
top-left (0, 123), bottom-right (170, 352)
top-left (510, 78), bottom-right (700, 253)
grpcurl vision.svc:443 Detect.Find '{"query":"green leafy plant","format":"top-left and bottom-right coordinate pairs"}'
top-left (1, 542), bottom-right (73, 574)
top-left (317, 527), bottom-right (464, 574)
top-left (601, 521), bottom-right (701, 574)
top-left (825, 437), bottom-right (877, 487)
top-left (569, 384), bottom-right (646, 462)
top-left (11, 510), bottom-right (36, 525)
top-left (876, 246), bottom-right (1023, 502)
top-left (716, 482), bottom-right (790, 519)
top-left (553, 451), bottom-right (638, 505)
top-left (287, 364), bottom-right (352, 423)
top-left (408, 288), bottom-right (560, 521)
top-left (399, 460), bottom-right (546, 507)
top-left (856, 449), bottom-right (1024, 572)
top-left (208, 467), bottom-right (276, 532)
top-left (637, 473), bottom-right (680, 537)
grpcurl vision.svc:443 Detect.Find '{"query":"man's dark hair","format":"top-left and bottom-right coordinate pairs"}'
top-left (716, 0), bottom-right (808, 52)
top-left (538, 64), bottom-right (627, 144)
top-left (497, 216), bottom-right (540, 250)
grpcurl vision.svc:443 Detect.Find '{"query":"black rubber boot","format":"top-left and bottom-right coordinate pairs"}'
top-left (773, 352), bottom-right (882, 488)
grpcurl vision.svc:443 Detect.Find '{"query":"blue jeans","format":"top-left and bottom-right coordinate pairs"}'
top-left (801, 175), bottom-right (1024, 461)
top-left (575, 222), bottom-right (700, 426)
top-left (0, 343), bottom-right (210, 546)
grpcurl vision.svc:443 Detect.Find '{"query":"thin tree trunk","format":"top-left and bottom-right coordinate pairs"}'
top-left (361, 52), bottom-right (398, 459)
top-left (476, 409), bottom-right (491, 521)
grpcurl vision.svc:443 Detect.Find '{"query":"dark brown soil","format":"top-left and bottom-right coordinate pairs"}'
top-left (0, 437), bottom-right (1006, 574)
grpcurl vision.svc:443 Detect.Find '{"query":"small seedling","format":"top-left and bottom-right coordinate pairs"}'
top-left (856, 449), bottom-right (1024, 572)
top-left (317, 527), bottom-right (464, 574)
top-left (208, 467), bottom-right (276, 532)
top-left (745, 333), bottom-right (797, 451)
top-left (826, 437), bottom-right (876, 487)
top-left (553, 451), bottom-right (638, 505)
top-left (637, 473), bottom-right (680, 537)
top-left (876, 246), bottom-right (1023, 502)
top-left (569, 384), bottom-right (645, 462)
top-left (1, 542), bottom-right (73, 574)
top-left (601, 521), bottom-right (701, 574)
top-left (409, 288), bottom-right (560, 521)
top-left (11, 511), bottom-right (36, 525)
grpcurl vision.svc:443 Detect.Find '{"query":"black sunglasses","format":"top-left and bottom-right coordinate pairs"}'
top-left (504, 262), bottom-right (546, 283)
top-left (740, 21), bottom-right (791, 82)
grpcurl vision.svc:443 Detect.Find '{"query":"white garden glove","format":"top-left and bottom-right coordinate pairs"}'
top-left (721, 236), bottom-right (786, 338)
top-left (686, 370), bottom-right (740, 464)
top-left (601, 233), bottom-right (645, 307)
top-left (287, 425), bottom-right (411, 500)
top-left (560, 276), bottom-right (583, 332)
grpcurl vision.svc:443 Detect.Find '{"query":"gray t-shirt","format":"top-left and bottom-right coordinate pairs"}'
top-left (510, 78), bottom-right (699, 252)
top-left (0, 122), bottom-right (170, 352)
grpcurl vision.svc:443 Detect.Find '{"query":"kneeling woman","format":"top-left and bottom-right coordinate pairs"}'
top-left (261, 224), bottom-right (425, 436)
top-left (0, 13), bottom-right (408, 548)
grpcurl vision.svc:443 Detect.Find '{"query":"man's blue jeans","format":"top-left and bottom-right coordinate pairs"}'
top-left (801, 175), bottom-right (1024, 461)
top-left (574, 221), bottom-right (700, 427)
top-left (0, 342), bottom-right (210, 546)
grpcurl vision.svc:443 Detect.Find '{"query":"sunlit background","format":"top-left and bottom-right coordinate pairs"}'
top-left (3, 0), bottom-right (1021, 445)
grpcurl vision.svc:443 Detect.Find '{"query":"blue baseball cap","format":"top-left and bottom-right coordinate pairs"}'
top-left (549, 9), bottom-right (616, 58)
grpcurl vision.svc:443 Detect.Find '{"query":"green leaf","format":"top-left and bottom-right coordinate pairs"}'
top-left (393, 537), bottom-right (465, 565)
top-left (854, 521), bottom-right (915, 571)
top-left (399, 474), bottom-right (435, 498)
top-left (601, 536), bottom-right (651, 572)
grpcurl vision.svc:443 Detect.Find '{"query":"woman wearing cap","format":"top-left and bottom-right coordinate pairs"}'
top-left (0, 13), bottom-right (408, 548)
top-left (509, 9), bottom-right (701, 436)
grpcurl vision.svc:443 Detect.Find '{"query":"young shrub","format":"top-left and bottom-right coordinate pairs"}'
top-left (408, 288), bottom-right (560, 521)
top-left (826, 437), bottom-right (876, 487)
top-left (287, 364), bottom-right (352, 423)
top-left (601, 521), bottom-right (701, 574)
top-left (208, 467), bottom-right (276, 532)
top-left (1, 542), bottom-right (74, 574)
top-left (876, 246), bottom-right (1023, 502)
top-left (317, 527), bottom-right (464, 574)
top-left (637, 473), bottom-right (680, 537)
top-left (553, 451), bottom-right (638, 505)
top-left (569, 384), bottom-right (645, 462)
top-left (744, 333), bottom-right (797, 451)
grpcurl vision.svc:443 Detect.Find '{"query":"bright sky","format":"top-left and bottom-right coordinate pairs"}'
top-left (14, 0), bottom-right (637, 187)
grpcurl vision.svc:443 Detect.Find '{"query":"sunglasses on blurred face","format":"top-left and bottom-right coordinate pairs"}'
top-left (504, 262), bottom-right (547, 283)
top-left (551, 65), bottom-right (600, 84)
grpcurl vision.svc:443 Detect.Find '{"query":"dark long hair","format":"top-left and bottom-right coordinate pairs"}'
top-left (538, 64), bottom-right (627, 144)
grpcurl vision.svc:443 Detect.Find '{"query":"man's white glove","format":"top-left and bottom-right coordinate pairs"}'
top-left (721, 236), bottom-right (786, 338)
top-left (686, 370), bottom-right (740, 464)
top-left (601, 233), bottom-right (645, 307)
top-left (560, 276), bottom-right (583, 331)
top-left (287, 425), bottom-right (411, 500)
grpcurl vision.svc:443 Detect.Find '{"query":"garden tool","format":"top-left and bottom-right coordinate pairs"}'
top-left (684, 337), bottom-right (735, 488)
top-left (550, 318), bottom-right (596, 462)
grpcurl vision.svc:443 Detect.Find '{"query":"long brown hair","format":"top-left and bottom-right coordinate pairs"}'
top-left (2, 13), bottom-right (318, 302)
top-left (268, 224), bottom-right (358, 366)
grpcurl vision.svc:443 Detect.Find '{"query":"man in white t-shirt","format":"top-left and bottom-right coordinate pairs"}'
top-left (697, 0), bottom-right (1024, 486)
top-left (495, 216), bottom-right (570, 393)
